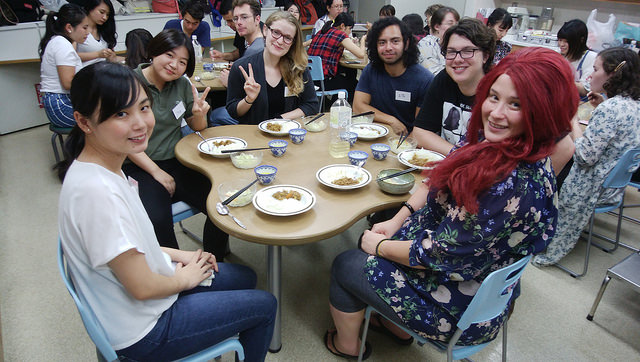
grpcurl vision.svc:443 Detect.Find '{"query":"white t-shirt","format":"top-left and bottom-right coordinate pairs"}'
top-left (59, 161), bottom-right (178, 350)
top-left (40, 35), bottom-right (82, 93)
top-left (312, 14), bottom-right (330, 35)
top-left (77, 33), bottom-right (108, 67)
top-left (570, 50), bottom-right (597, 91)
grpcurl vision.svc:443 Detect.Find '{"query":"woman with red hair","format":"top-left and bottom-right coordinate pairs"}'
top-left (324, 47), bottom-right (577, 359)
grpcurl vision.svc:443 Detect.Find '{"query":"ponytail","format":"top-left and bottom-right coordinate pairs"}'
top-left (56, 126), bottom-right (85, 181)
top-left (39, 4), bottom-right (86, 58)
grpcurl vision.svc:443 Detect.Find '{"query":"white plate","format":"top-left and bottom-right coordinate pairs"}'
top-left (397, 149), bottom-right (445, 170)
top-left (197, 137), bottom-right (247, 158)
top-left (316, 164), bottom-right (372, 190)
top-left (258, 119), bottom-right (302, 136)
top-left (349, 124), bottom-right (389, 140)
top-left (252, 185), bottom-right (316, 216)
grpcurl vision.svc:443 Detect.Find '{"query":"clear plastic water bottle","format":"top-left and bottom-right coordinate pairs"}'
top-left (191, 35), bottom-right (203, 64)
top-left (329, 91), bottom-right (351, 158)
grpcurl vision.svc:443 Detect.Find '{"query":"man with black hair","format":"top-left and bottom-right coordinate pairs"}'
top-left (164, 1), bottom-right (211, 54)
top-left (353, 17), bottom-right (433, 135)
top-left (211, 0), bottom-right (244, 61)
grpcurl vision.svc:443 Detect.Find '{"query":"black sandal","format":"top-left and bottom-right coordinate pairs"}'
top-left (369, 314), bottom-right (414, 345)
top-left (324, 329), bottom-right (372, 360)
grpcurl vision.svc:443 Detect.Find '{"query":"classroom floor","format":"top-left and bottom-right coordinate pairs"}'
top-left (1, 124), bottom-right (639, 361)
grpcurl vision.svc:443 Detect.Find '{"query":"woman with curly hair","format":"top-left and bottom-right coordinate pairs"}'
top-left (534, 47), bottom-right (640, 267)
top-left (324, 47), bottom-right (577, 360)
top-left (226, 11), bottom-right (318, 125)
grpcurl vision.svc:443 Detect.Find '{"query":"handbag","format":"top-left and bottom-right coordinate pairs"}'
top-left (0, 0), bottom-right (18, 26)
top-left (586, 9), bottom-right (616, 51)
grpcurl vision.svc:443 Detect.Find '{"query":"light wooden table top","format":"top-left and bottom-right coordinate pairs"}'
top-left (191, 60), bottom-right (227, 91)
top-left (174, 117), bottom-right (419, 246)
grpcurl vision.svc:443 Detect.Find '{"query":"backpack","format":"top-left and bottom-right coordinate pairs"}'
top-left (0, 0), bottom-right (18, 26)
top-left (294, 0), bottom-right (318, 25)
top-left (6, 0), bottom-right (42, 23)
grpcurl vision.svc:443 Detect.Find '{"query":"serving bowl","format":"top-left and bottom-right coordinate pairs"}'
top-left (230, 150), bottom-right (263, 169)
top-left (217, 179), bottom-right (258, 207)
top-left (351, 113), bottom-right (374, 124)
top-left (387, 136), bottom-right (417, 154)
top-left (302, 116), bottom-right (328, 132)
top-left (376, 168), bottom-right (415, 194)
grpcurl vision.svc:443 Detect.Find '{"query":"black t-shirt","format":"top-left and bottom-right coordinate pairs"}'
top-left (267, 79), bottom-right (285, 119)
top-left (414, 71), bottom-right (475, 146)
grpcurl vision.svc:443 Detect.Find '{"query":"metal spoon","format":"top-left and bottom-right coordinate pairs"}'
top-left (195, 131), bottom-right (210, 152)
top-left (194, 75), bottom-right (205, 86)
top-left (216, 202), bottom-right (247, 229)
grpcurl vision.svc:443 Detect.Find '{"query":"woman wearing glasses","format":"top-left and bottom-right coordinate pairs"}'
top-left (412, 19), bottom-right (494, 156)
top-left (312, 0), bottom-right (344, 36)
top-left (226, 11), bottom-right (318, 125)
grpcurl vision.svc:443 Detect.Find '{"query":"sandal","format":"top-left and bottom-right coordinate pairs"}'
top-left (324, 329), bottom-right (372, 360)
top-left (368, 314), bottom-right (414, 345)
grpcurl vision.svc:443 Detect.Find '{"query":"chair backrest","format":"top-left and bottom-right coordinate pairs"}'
top-left (307, 55), bottom-right (325, 82)
top-left (457, 254), bottom-right (532, 330)
top-left (602, 148), bottom-right (640, 189)
top-left (57, 240), bottom-right (119, 361)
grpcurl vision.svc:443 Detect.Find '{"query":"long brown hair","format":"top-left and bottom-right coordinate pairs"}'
top-left (265, 11), bottom-right (307, 95)
top-left (426, 48), bottom-right (578, 213)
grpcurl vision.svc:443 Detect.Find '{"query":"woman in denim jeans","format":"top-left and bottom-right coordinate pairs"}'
top-left (57, 62), bottom-right (276, 361)
top-left (39, 4), bottom-right (89, 127)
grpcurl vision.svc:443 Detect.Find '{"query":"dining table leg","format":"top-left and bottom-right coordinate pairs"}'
top-left (267, 244), bottom-right (282, 352)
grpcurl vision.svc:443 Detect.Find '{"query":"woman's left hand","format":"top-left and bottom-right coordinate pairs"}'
top-left (191, 84), bottom-right (211, 118)
top-left (361, 229), bottom-right (386, 256)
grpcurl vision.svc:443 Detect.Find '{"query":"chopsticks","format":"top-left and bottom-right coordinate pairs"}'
top-left (221, 147), bottom-right (271, 154)
top-left (305, 113), bottom-right (324, 125)
top-left (351, 110), bottom-right (374, 118)
top-left (221, 178), bottom-right (259, 205)
top-left (376, 167), bottom-right (418, 182)
top-left (397, 131), bottom-right (409, 148)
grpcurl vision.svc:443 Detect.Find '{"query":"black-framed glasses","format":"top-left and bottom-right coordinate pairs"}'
top-left (443, 48), bottom-right (480, 60)
top-left (266, 25), bottom-right (294, 45)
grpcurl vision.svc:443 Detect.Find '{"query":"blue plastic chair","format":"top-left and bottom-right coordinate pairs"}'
top-left (358, 255), bottom-right (533, 362)
top-left (555, 148), bottom-right (640, 277)
top-left (57, 239), bottom-right (245, 361)
top-left (172, 201), bottom-right (203, 243)
top-left (307, 55), bottom-right (348, 113)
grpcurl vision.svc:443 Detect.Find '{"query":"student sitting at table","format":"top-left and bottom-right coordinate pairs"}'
top-left (163, 0), bottom-right (211, 55)
top-left (68, 0), bottom-right (120, 67)
top-left (123, 29), bottom-right (230, 262)
top-left (313, 0), bottom-right (344, 36)
top-left (232, 0), bottom-right (265, 59)
top-left (124, 28), bottom-right (152, 69)
top-left (417, 6), bottom-right (459, 75)
top-left (324, 47), bottom-right (578, 360)
top-left (557, 19), bottom-right (596, 98)
top-left (58, 62), bottom-right (276, 361)
top-left (486, 8), bottom-right (513, 65)
top-left (534, 47), bottom-right (640, 267)
top-left (352, 17), bottom-right (433, 136)
top-left (402, 13), bottom-right (428, 42)
top-left (39, 4), bottom-right (89, 128)
top-left (307, 12), bottom-right (366, 104)
top-left (226, 11), bottom-right (318, 125)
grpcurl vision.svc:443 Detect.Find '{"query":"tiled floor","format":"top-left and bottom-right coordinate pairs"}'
top-left (1, 125), bottom-right (639, 361)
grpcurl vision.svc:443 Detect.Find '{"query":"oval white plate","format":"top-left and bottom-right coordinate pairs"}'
top-left (197, 137), bottom-right (247, 158)
top-left (258, 119), bottom-right (302, 136)
top-left (349, 124), bottom-right (389, 140)
top-left (252, 185), bottom-right (316, 216)
top-left (316, 164), bottom-right (372, 190)
top-left (397, 149), bottom-right (445, 170)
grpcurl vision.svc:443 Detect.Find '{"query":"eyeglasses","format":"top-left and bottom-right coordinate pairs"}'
top-left (233, 14), bottom-right (254, 23)
top-left (443, 48), bottom-right (480, 60)
top-left (331, 4), bottom-right (343, 9)
top-left (288, 9), bottom-right (300, 14)
top-left (266, 25), bottom-right (294, 45)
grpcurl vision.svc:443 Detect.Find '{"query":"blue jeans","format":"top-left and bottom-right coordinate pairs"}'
top-left (117, 263), bottom-right (277, 362)
top-left (42, 92), bottom-right (76, 127)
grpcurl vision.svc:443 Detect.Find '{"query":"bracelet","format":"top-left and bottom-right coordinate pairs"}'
top-left (244, 96), bottom-right (253, 105)
top-left (401, 201), bottom-right (415, 214)
top-left (375, 238), bottom-right (389, 256)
